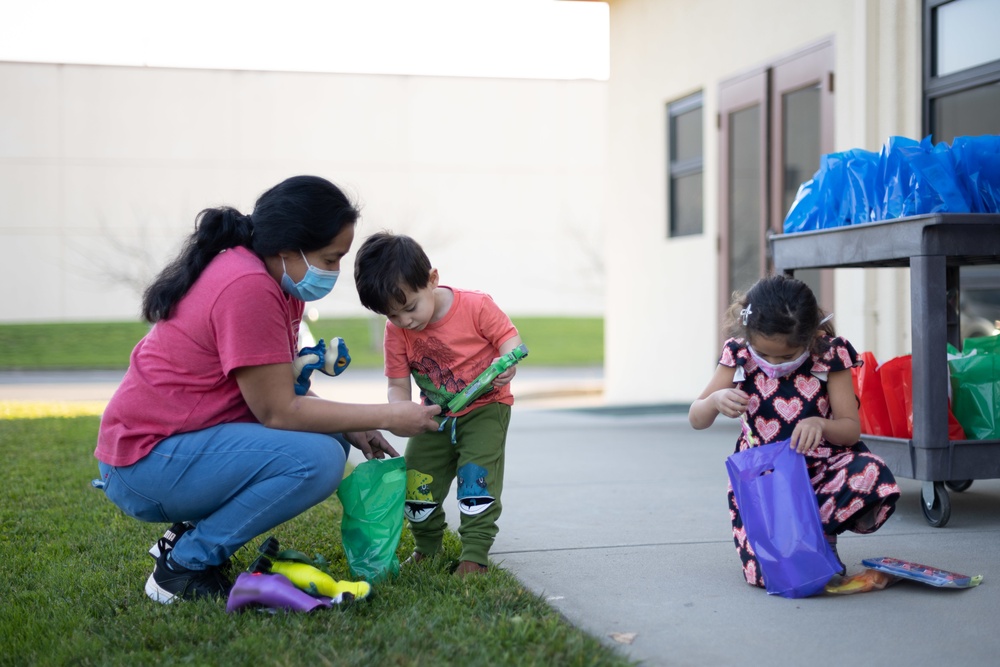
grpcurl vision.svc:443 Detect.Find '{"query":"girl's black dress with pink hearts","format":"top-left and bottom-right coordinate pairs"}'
top-left (719, 335), bottom-right (901, 588)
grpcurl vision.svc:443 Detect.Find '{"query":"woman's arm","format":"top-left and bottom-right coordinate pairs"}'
top-left (689, 364), bottom-right (747, 430)
top-left (234, 363), bottom-right (440, 437)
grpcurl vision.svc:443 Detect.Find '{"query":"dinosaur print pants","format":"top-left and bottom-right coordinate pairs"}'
top-left (403, 402), bottom-right (510, 567)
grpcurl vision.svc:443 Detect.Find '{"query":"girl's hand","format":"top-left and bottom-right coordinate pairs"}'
top-left (712, 387), bottom-right (750, 419)
top-left (790, 417), bottom-right (826, 453)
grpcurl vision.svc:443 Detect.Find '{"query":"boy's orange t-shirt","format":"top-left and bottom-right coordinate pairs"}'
top-left (383, 287), bottom-right (519, 416)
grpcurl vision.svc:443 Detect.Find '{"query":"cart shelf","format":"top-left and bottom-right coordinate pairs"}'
top-left (770, 213), bottom-right (1000, 526)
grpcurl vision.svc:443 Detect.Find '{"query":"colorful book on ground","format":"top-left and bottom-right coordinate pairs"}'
top-left (861, 556), bottom-right (983, 588)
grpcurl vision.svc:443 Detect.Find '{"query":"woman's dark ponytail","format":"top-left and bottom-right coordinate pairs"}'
top-left (141, 207), bottom-right (253, 322)
top-left (141, 175), bottom-right (357, 323)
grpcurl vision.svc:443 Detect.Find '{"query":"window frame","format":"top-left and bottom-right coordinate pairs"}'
top-left (717, 69), bottom-right (769, 326)
top-left (923, 0), bottom-right (1000, 139)
top-left (666, 90), bottom-right (704, 238)
top-left (923, 0), bottom-right (1000, 325)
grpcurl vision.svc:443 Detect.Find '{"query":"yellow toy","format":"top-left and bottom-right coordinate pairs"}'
top-left (268, 560), bottom-right (371, 602)
top-left (250, 536), bottom-right (371, 602)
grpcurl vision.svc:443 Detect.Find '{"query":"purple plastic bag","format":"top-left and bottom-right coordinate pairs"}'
top-left (726, 440), bottom-right (842, 598)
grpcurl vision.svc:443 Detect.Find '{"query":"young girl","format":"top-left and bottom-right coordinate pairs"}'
top-left (689, 274), bottom-right (901, 588)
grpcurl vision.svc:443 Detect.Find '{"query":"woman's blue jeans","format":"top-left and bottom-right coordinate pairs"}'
top-left (97, 423), bottom-right (350, 571)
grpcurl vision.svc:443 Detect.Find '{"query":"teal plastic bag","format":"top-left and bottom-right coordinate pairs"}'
top-left (948, 336), bottom-right (1000, 440)
top-left (337, 456), bottom-right (406, 582)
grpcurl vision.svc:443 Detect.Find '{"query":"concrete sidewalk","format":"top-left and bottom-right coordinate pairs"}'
top-left (5, 367), bottom-right (998, 666)
top-left (484, 408), bottom-right (1000, 667)
top-left (0, 365), bottom-right (605, 409)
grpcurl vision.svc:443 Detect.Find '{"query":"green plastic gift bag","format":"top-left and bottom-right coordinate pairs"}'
top-left (948, 336), bottom-right (1000, 440)
top-left (336, 456), bottom-right (407, 582)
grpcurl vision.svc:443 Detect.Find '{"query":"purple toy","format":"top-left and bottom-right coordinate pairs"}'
top-left (226, 572), bottom-right (335, 613)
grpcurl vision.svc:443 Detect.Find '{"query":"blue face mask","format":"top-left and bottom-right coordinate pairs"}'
top-left (280, 250), bottom-right (339, 301)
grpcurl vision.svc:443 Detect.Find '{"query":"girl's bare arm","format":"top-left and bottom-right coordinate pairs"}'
top-left (689, 364), bottom-right (747, 429)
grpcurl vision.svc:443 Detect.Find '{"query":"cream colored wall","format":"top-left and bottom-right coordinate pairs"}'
top-left (604, 0), bottom-right (922, 405)
top-left (0, 62), bottom-right (607, 323)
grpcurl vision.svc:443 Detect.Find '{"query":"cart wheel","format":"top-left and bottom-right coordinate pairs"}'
top-left (945, 480), bottom-right (973, 493)
top-left (920, 482), bottom-right (951, 527)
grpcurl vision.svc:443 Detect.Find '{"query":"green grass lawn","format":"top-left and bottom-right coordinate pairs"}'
top-left (0, 412), bottom-right (634, 667)
top-left (0, 317), bottom-right (602, 370)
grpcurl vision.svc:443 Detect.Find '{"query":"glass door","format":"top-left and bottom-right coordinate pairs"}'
top-left (718, 69), bottom-right (769, 336)
top-left (770, 41), bottom-right (835, 312)
top-left (717, 41), bottom-right (835, 344)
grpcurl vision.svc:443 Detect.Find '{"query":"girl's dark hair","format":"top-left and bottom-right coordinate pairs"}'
top-left (353, 232), bottom-right (432, 315)
top-left (725, 274), bottom-right (834, 353)
top-left (142, 175), bottom-right (358, 322)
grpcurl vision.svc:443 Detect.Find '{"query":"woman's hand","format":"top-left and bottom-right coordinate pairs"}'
top-left (789, 417), bottom-right (826, 453)
top-left (343, 430), bottom-right (400, 460)
top-left (712, 387), bottom-right (750, 419)
top-left (235, 363), bottom-right (442, 436)
top-left (388, 402), bottom-right (442, 437)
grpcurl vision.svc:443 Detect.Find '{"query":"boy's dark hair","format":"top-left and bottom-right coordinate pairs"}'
top-left (354, 232), bottom-right (433, 314)
top-left (726, 274), bottom-right (834, 353)
top-left (142, 175), bottom-right (358, 323)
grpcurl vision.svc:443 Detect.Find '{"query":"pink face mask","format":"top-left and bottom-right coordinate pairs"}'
top-left (747, 345), bottom-right (810, 379)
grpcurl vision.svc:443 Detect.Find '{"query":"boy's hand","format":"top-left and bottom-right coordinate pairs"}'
top-left (492, 364), bottom-right (517, 388)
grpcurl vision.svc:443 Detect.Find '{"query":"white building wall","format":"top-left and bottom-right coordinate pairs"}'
top-left (0, 62), bottom-right (607, 323)
top-left (605, 0), bottom-right (922, 405)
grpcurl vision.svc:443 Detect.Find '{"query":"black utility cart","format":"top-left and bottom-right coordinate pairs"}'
top-left (770, 213), bottom-right (1000, 527)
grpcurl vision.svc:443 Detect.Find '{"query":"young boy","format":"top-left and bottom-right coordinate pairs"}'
top-left (353, 232), bottom-right (523, 577)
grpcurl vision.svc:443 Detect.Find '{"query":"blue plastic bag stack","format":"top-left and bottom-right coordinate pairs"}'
top-left (784, 135), bottom-right (1000, 234)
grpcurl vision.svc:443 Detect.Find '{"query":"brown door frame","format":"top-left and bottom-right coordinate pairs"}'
top-left (717, 67), bottom-right (769, 343)
top-left (769, 39), bottom-right (836, 312)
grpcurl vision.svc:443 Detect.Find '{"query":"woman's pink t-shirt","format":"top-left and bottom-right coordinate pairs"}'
top-left (95, 246), bottom-right (302, 466)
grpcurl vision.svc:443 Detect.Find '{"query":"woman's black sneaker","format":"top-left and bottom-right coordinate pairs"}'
top-left (145, 551), bottom-right (232, 604)
top-left (148, 522), bottom-right (193, 560)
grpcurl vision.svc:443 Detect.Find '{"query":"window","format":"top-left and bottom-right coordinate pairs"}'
top-left (924, 0), bottom-right (1000, 143)
top-left (924, 0), bottom-right (1000, 336)
top-left (666, 92), bottom-right (704, 237)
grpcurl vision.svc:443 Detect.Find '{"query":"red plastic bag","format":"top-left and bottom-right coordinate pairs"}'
top-left (879, 356), bottom-right (914, 438)
top-left (851, 351), bottom-right (893, 436)
top-left (876, 354), bottom-right (964, 440)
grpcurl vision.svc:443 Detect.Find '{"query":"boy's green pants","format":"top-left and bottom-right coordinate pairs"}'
top-left (403, 402), bottom-right (510, 566)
